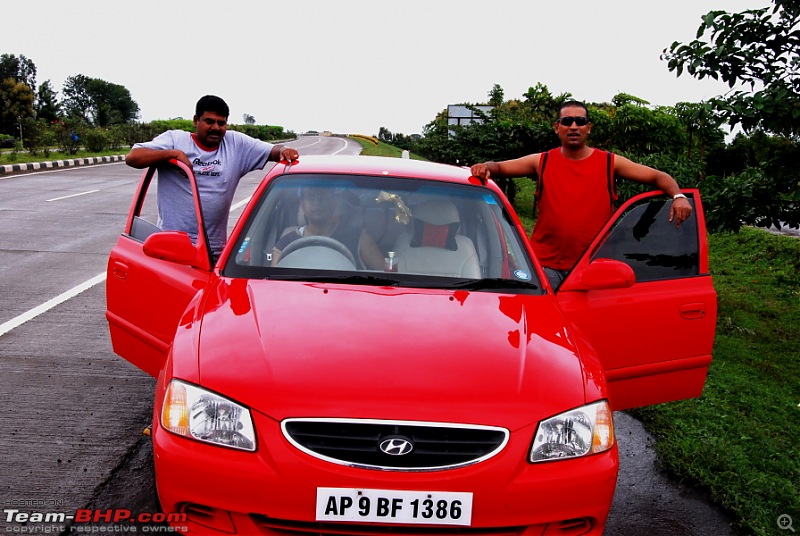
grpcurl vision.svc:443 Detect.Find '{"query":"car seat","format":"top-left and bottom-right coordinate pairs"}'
top-left (392, 199), bottom-right (481, 278)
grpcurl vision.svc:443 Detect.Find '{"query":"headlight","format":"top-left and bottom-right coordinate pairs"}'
top-left (529, 400), bottom-right (614, 463)
top-left (161, 379), bottom-right (256, 451)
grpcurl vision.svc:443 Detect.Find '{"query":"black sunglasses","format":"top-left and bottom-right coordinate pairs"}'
top-left (558, 116), bottom-right (589, 127)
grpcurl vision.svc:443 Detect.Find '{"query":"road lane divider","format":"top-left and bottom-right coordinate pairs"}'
top-left (47, 189), bottom-right (100, 202)
top-left (232, 196), bottom-right (252, 211)
top-left (332, 137), bottom-right (351, 155)
top-left (0, 272), bottom-right (106, 337)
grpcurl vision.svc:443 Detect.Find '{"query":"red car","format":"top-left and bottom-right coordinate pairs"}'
top-left (106, 155), bottom-right (716, 535)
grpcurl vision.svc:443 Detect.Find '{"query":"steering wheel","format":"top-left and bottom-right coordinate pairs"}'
top-left (277, 235), bottom-right (357, 267)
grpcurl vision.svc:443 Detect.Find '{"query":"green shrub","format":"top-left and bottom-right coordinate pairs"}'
top-left (701, 168), bottom-right (799, 233)
top-left (83, 129), bottom-right (109, 152)
top-left (228, 123), bottom-right (289, 141)
top-left (20, 118), bottom-right (50, 156)
top-left (150, 119), bottom-right (193, 132)
top-left (0, 134), bottom-right (15, 149)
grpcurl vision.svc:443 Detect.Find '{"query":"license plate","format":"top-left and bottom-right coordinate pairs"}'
top-left (316, 487), bottom-right (473, 526)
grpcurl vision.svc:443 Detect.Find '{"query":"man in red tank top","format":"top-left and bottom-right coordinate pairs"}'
top-left (471, 100), bottom-right (693, 288)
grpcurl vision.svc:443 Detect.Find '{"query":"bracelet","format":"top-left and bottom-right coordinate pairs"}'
top-left (673, 193), bottom-right (687, 200)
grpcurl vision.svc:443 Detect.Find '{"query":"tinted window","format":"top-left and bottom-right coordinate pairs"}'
top-left (592, 195), bottom-right (699, 282)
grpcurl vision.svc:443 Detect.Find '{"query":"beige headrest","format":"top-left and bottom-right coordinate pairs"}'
top-left (413, 200), bottom-right (460, 225)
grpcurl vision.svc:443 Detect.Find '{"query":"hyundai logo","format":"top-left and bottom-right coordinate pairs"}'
top-left (379, 436), bottom-right (414, 456)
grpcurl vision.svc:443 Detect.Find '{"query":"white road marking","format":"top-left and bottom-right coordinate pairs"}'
top-left (232, 196), bottom-right (252, 211)
top-left (0, 272), bottom-right (107, 337)
top-left (47, 189), bottom-right (100, 202)
top-left (291, 138), bottom-right (322, 150)
top-left (332, 137), bottom-right (351, 155)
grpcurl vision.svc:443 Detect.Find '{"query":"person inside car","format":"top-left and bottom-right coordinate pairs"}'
top-left (271, 186), bottom-right (385, 270)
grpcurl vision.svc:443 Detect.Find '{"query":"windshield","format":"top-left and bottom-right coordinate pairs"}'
top-left (223, 174), bottom-right (540, 292)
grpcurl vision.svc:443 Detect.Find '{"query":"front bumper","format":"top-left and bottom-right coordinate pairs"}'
top-left (153, 413), bottom-right (618, 535)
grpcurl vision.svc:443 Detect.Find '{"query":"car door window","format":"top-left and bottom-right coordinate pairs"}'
top-left (129, 171), bottom-right (168, 243)
top-left (126, 167), bottom-right (207, 248)
top-left (591, 194), bottom-right (699, 282)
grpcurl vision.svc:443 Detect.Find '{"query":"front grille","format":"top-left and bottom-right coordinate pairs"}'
top-left (251, 515), bottom-right (530, 535)
top-left (282, 418), bottom-right (508, 471)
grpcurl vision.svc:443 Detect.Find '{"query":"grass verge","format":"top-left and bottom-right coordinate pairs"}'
top-left (350, 136), bottom-right (426, 160)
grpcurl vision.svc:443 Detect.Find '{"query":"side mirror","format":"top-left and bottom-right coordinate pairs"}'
top-left (143, 231), bottom-right (199, 266)
top-left (577, 258), bottom-right (636, 290)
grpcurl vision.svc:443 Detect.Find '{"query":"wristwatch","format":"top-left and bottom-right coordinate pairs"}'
top-left (672, 193), bottom-right (687, 200)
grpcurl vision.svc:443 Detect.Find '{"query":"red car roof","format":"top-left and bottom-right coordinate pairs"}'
top-left (273, 155), bottom-right (475, 184)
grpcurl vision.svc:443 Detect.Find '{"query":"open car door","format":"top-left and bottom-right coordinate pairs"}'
top-left (556, 189), bottom-right (717, 411)
top-left (105, 161), bottom-right (212, 377)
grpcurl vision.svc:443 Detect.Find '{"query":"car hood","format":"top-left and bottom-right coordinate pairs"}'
top-left (193, 279), bottom-right (588, 429)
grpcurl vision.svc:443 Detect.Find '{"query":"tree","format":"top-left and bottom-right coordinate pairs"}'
top-left (662, 0), bottom-right (800, 138)
top-left (62, 75), bottom-right (93, 123)
top-left (62, 74), bottom-right (139, 126)
top-left (663, 1), bottom-right (799, 232)
top-left (378, 126), bottom-right (393, 144)
top-left (601, 95), bottom-right (687, 157)
top-left (522, 82), bottom-right (563, 119)
top-left (35, 80), bottom-right (61, 123)
top-left (378, 126), bottom-right (415, 150)
top-left (0, 78), bottom-right (35, 137)
top-left (672, 101), bottom-right (725, 165)
top-left (243, 113), bottom-right (256, 125)
top-left (0, 54), bottom-right (37, 136)
top-left (0, 53), bottom-right (36, 92)
top-left (88, 79), bottom-right (139, 125)
top-left (488, 84), bottom-right (504, 107)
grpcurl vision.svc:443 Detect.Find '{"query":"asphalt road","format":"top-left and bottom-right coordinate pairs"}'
top-left (0, 135), bottom-right (735, 534)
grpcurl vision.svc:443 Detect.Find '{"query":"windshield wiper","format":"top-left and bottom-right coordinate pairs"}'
top-left (266, 273), bottom-right (401, 286)
top-left (446, 278), bottom-right (540, 291)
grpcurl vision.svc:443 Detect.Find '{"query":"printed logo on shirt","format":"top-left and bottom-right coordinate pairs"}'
top-left (193, 157), bottom-right (222, 177)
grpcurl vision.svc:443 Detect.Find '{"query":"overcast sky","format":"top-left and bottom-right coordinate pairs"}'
top-left (3, 0), bottom-right (758, 136)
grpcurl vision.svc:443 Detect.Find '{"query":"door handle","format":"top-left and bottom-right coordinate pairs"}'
top-left (112, 261), bottom-right (129, 281)
top-left (679, 303), bottom-right (706, 320)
